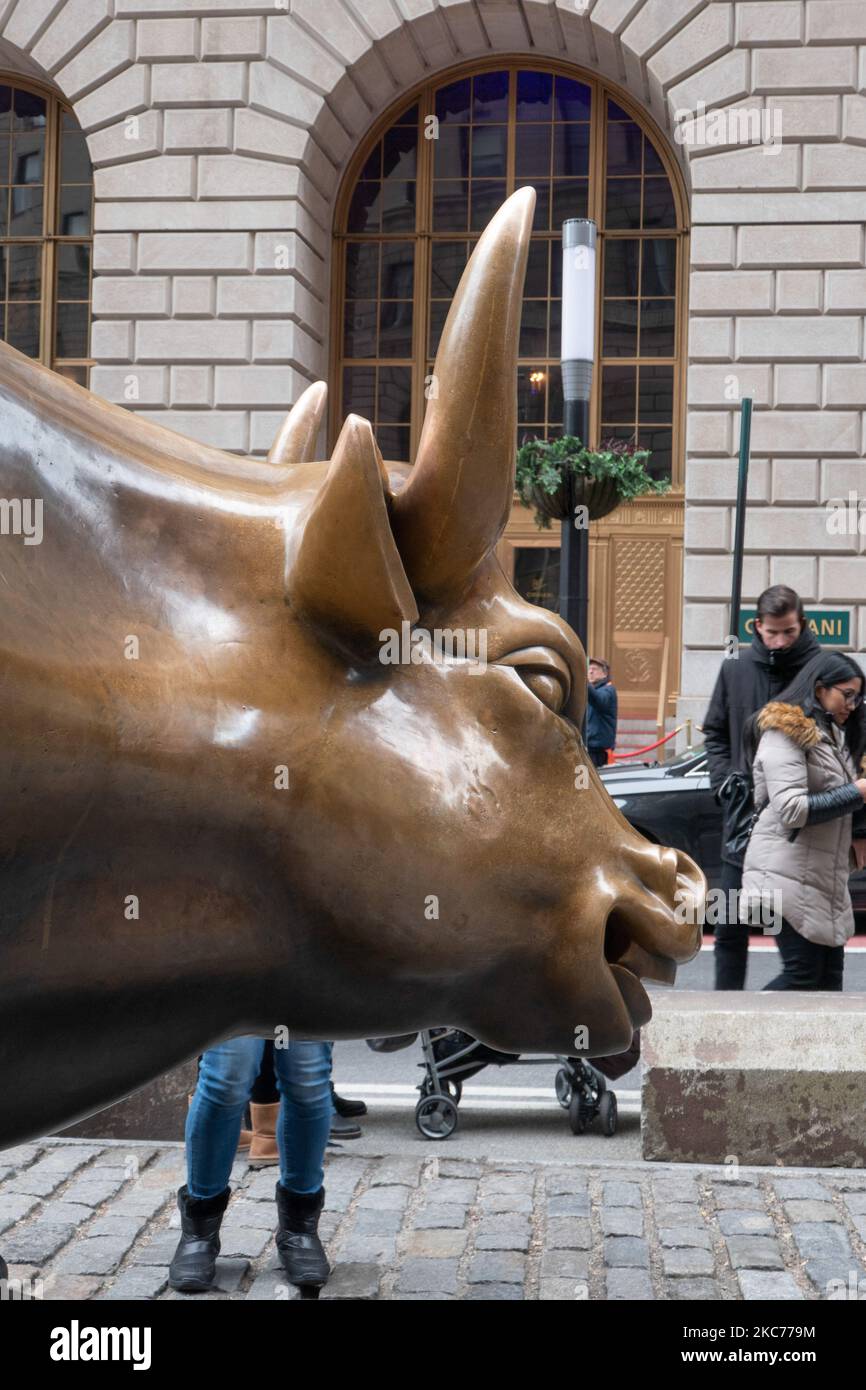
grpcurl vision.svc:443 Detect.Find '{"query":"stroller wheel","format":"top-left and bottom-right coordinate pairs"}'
top-left (415, 1094), bottom-right (459, 1140)
top-left (568, 1091), bottom-right (590, 1135)
top-left (599, 1090), bottom-right (617, 1136)
top-left (554, 1068), bottom-right (572, 1109)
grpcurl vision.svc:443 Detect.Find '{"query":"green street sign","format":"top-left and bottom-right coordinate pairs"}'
top-left (738, 610), bottom-right (850, 646)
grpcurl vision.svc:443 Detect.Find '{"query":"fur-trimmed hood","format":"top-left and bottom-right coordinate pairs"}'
top-left (756, 701), bottom-right (822, 749)
top-left (756, 701), bottom-right (866, 772)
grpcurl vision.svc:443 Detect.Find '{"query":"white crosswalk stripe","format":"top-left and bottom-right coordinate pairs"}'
top-left (698, 941), bottom-right (866, 952)
top-left (334, 1081), bottom-right (641, 1112)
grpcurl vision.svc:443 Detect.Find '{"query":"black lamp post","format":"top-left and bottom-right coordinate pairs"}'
top-left (559, 218), bottom-right (597, 661)
top-left (729, 397), bottom-right (753, 647)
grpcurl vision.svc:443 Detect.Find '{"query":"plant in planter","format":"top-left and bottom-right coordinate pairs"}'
top-left (515, 434), bottom-right (671, 530)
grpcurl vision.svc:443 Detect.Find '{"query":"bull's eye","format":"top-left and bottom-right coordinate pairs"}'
top-left (521, 671), bottom-right (566, 713)
top-left (497, 646), bottom-right (572, 715)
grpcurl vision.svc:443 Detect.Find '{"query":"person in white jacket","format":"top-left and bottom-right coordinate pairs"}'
top-left (739, 651), bottom-right (866, 990)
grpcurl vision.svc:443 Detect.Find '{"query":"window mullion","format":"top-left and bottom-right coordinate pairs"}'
top-left (41, 92), bottom-right (60, 369)
top-left (589, 79), bottom-right (605, 451)
top-left (410, 83), bottom-right (434, 464)
top-left (506, 65), bottom-right (516, 197)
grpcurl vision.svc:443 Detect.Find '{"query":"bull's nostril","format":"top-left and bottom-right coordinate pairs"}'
top-left (604, 914), bottom-right (632, 967)
top-left (604, 907), bottom-right (680, 985)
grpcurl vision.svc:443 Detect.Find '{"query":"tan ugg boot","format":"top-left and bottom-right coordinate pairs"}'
top-left (247, 1101), bottom-right (280, 1167)
top-left (187, 1092), bottom-right (253, 1153)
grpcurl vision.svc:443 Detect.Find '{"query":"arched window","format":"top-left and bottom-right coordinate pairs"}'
top-left (334, 61), bottom-right (687, 485)
top-left (0, 77), bottom-right (93, 384)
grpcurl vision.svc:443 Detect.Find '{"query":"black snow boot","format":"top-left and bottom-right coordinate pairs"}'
top-left (329, 1110), bottom-right (362, 1142)
top-left (168, 1185), bottom-right (231, 1293)
top-left (274, 1182), bottom-right (330, 1288)
top-left (331, 1082), bottom-right (367, 1118)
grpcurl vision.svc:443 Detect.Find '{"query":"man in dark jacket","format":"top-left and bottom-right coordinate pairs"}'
top-left (702, 585), bottom-right (820, 989)
top-left (586, 658), bottom-right (618, 768)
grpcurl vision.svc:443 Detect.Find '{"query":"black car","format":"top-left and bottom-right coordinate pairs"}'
top-left (599, 747), bottom-right (866, 920)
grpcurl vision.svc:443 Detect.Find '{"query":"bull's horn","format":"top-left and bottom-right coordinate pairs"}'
top-left (268, 380), bottom-right (327, 465)
top-left (390, 186), bottom-right (535, 605)
top-left (289, 415), bottom-right (418, 662)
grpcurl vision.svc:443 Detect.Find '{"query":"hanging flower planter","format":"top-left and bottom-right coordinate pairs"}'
top-left (516, 435), bottom-right (671, 531)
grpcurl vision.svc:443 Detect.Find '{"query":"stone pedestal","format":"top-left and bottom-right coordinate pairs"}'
top-left (642, 991), bottom-right (866, 1167)
top-left (54, 1060), bottom-right (197, 1142)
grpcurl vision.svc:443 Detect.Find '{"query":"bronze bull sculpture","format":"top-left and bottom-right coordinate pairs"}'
top-left (0, 187), bottom-right (705, 1148)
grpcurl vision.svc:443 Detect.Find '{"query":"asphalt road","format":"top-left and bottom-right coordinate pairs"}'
top-left (328, 942), bottom-right (866, 1164)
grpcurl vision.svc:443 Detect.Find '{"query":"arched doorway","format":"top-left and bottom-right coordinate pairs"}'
top-left (0, 74), bottom-right (93, 384)
top-left (332, 59), bottom-right (689, 725)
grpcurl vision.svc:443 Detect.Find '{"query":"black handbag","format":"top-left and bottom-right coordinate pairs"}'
top-left (717, 767), bottom-right (796, 861)
top-left (716, 769), bottom-right (756, 862)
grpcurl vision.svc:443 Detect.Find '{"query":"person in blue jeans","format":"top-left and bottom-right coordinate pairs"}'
top-left (169, 1036), bottom-right (333, 1293)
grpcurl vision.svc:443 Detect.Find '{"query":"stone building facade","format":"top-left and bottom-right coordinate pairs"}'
top-left (1, 0), bottom-right (865, 732)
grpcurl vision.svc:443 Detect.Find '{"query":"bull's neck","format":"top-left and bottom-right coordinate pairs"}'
top-left (1, 383), bottom-right (323, 820)
top-left (2, 385), bottom-right (302, 660)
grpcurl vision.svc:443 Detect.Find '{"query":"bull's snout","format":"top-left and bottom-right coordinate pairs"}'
top-left (599, 840), bottom-right (706, 1025)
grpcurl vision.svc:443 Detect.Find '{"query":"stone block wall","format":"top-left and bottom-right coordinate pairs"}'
top-left (676, 1), bottom-right (866, 723)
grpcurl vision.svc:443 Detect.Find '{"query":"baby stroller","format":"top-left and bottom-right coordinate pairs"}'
top-left (409, 1027), bottom-right (641, 1140)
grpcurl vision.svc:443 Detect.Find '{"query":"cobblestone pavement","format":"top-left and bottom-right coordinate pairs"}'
top-left (2, 1139), bottom-right (866, 1300)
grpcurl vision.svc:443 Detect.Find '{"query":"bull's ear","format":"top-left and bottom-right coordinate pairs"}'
top-left (268, 381), bottom-right (327, 465)
top-left (289, 415), bottom-right (418, 662)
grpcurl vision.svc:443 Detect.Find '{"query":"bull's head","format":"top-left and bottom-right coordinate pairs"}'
top-left (0, 187), bottom-right (704, 1145)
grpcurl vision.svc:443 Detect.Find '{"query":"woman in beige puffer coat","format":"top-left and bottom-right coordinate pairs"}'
top-left (739, 651), bottom-right (866, 990)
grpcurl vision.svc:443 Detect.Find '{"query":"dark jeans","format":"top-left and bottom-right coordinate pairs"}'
top-left (713, 858), bottom-right (749, 990)
top-left (763, 917), bottom-right (844, 992)
top-left (186, 1037), bottom-right (333, 1199)
top-left (200, 1039), bottom-right (335, 1109)
top-left (588, 746), bottom-right (610, 769)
